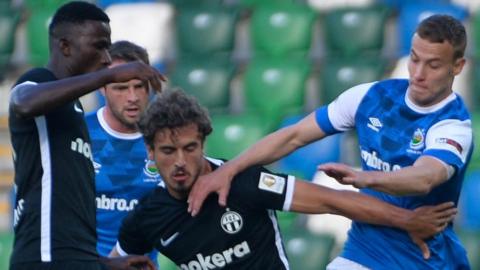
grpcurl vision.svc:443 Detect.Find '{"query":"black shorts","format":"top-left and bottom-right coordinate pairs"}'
top-left (10, 260), bottom-right (105, 270)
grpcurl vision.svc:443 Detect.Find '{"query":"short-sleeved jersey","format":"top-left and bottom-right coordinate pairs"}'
top-left (9, 68), bottom-right (98, 264)
top-left (85, 107), bottom-right (163, 260)
top-left (116, 158), bottom-right (296, 270)
top-left (315, 79), bottom-right (473, 269)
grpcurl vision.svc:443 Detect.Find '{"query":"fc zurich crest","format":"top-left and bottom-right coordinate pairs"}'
top-left (221, 209), bottom-right (243, 234)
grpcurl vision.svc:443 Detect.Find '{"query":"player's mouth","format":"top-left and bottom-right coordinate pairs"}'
top-left (125, 107), bottom-right (140, 117)
top-left (172, 170), bottom-right (189, 182)
top-left (410, 82), bottom-right (428, 92)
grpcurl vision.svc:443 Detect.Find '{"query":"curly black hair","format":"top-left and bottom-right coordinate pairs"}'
top-left (139, 89), bottom-right (212, 148)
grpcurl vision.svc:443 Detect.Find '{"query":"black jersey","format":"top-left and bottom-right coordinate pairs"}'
top-left (117, 158), bottom-right (296, 270)
top-left (9, 68), bottom-right (98, 264)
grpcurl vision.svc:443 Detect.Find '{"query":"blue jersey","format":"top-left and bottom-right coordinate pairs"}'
top-left (315, 79), bottom-right (473, 270)
top-left (85, 108), bottom-right (163, 262)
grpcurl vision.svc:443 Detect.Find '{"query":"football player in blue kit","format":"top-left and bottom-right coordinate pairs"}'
top-left (85, 41), bottom-right (162, 263)
top-left (187, 14), bottom-right (473, 270)
top-left (8, 2), bottom-right (163, 269)
top-left (110, 90), bottom-right (456, 270)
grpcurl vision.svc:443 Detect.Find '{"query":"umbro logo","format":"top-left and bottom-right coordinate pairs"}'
top-left (367, 117), bottom-right (382, 132)
top-left (160, 232), bottom-right (179, 247)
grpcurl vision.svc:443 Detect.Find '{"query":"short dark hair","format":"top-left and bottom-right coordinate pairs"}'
top-left (49, 1), bottom-right (109, 34)
top-left (109, 40), bottom-right (150, 65)
top-left (139, 90), bottom-right (212, 148)
top-left (416, 14), bottom-right (466, 60)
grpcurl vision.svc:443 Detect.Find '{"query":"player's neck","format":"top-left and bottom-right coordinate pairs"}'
top-left (201, 158), bottom-right (212, 176)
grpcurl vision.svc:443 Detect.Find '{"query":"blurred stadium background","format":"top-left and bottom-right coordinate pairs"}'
top-left (0, 0), bottom-right (479, 269)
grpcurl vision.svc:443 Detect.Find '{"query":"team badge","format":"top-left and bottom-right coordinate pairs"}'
top-left (143, 159), bottom-right (159, 177)
top-left (221, 209), bottom-right (243, 234)
top-left (258, 172), bottom-right (285, 194)
top-left (409, 128), bottom-right (425, 150)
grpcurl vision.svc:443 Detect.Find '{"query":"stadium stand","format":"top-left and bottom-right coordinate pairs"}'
top-left (283, 228), bottom-right (336, 270)
top-left (396, 2), bottom-right (468, 57)
top-left (322, 5), bottom-right (390, 58)
top-left (97, 0), bottom-right (156, 9)
top-left (205, 112), bottom-right (267, 160)
top-left (105, 2), bottom-right (175, 69)
top-left (318, 56), bottom-right (387, 104)
top-left (25, 7), bottom-right (53, 67)
top-left (0, 231), bottom-right (13, 270)
top-left (0, 3), bottom-right (20, 79)
top-left (169, 57), bottom-right (235, 111)
top-left (0, 1), bottom-right (478, 268)
top-left (249, 3), bottom-right (316, 59)
top-left (307, 0), bottom-right (375, 12)
top-left (243, 58), bottom-right (311, 129)
top-left (175, 5), bottom-right (238, 59)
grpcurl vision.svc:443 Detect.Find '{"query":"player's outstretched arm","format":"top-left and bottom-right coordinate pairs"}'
top-left (318, 156), bottom-right (451, 196)
top-left (290, 180), bottom-right (456, 258)
top-left (10, 61), bottom-right (165, 118)
top-left (99, 255), bottom-right (157, 270)
top-left (188, 112), bottom-right (326, 216)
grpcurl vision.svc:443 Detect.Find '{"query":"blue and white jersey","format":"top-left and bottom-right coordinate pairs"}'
top-left (315, 79), bottom-right (473, 270)
top-left (85, 107), bottom-right (163, 261)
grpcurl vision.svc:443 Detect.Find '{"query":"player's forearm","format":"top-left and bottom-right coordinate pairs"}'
top-left (323, 188), bottom-right (412, 229)
top-left (364, 160), bottom-right (448, 196)
top-left (10, 69), bottom-right (112, 117)
top-left (225, 126), bottom-right (305, 175)
top-left (291, 181), bottom-right (407, 229)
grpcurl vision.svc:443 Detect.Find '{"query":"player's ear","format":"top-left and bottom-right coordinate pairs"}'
top-left (59, 38), bottom-right (71, 57)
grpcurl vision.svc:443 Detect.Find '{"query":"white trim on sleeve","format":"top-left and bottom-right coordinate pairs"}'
top-left (282, 175), bottom-right (296, 211)
top-left (115, 242), bottom-right (129, 256)
top-left (327, 82), bottom-right (374, 131)
top-left (425, 119), bottom-right (472, 163)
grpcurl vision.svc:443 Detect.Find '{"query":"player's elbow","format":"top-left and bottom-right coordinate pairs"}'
top-left (406, 179), bottom-right (435, 195)
top-left (11, 102), bottom-right (39, 118)
top-left (10, 92), bottom-right (38, 118)
top-left (415, 182), bottom-right (433, 195)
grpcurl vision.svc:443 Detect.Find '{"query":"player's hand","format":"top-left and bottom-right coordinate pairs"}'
top-left (188, 166), bottom-right (234, 217)
top-left (318, 163), bottom-right (369, 188)
top-left (405, 202), bottom-right (457, 259)
top-left (109, 61), bottom-right (166, 93)
top-left (100, 255), bottom-right (157, 270)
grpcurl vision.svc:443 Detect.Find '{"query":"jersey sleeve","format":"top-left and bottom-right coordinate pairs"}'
top-left (230, 166), bottom-right (295, 211)
top-left (423, 118), bottom-right (473, 169)
top-left (315, 82), bottom-right (374, 135)
top-left (116, 207), bottom-right (155, 256)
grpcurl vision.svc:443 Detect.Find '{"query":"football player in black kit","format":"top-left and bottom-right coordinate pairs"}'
top-left (111, 90), bottom-right (456, 270)
top-left (8, 1), bottom-right (164, 270)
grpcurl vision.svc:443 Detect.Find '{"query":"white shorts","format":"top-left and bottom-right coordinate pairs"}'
top-left (327, 257), bottom-right (371, 270)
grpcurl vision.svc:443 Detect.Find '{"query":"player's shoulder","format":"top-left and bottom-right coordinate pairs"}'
top-left (14, 67), bottom-right (56, 86)
top-left (232, 165), bottom-right (274, 191)
top-left (141, 186), bottom-right (176, 208)
top-left (447, 94), bottom-right (471, 120)
top-left (84, 109), bottom-right (104, 139)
